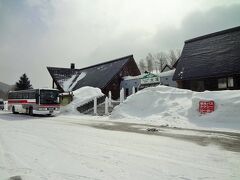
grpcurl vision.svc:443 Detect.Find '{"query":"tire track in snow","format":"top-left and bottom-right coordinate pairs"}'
top-left (0, 122), bottom-right (55, 180)
top-left (0, 131), bottom-right (25, 179)
top-left (55, 117), bottom-right (240, 153)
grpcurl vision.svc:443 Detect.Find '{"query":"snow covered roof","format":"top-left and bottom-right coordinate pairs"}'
top-left (123, 74), bottom-right (144, 80)
top-left (161, 64), bottom-right (173, 72)
top-left (47, 55), bottom-right (137, 92)
top-left (173, 26), bottom-right (240, 81)
top-left (123, 70), bottom-right (175, 81)
top-left (158, 69), bottom-right (175, 77)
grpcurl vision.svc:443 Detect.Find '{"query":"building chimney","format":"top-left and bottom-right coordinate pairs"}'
top-left (71, 63), bottom-right (75, 69)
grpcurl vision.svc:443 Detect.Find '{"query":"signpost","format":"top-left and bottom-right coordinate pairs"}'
top-left (199, 100), bottom-right (215, 114)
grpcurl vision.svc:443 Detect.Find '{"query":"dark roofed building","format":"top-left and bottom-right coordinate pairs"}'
top-left (173, 26), bottom-right (240, 91)
top-left (161, 64), bottom-right (173, 72)
top-left (47, 55), bottom-right (141, 99)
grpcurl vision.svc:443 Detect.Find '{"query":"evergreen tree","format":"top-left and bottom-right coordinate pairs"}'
top-left (15, 73), bottom-right (33, 90)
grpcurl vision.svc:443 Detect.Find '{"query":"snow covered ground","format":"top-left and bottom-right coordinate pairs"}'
top-left (1, 85), bottom-right (240, 179)
top-left (111, 86), bottom-right (240, 132)
top-left (0, 111), bottom-right (240, 180)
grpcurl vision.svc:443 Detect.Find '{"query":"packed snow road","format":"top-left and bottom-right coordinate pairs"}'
top-left (67, 120), bottom-right (240, 153)
top-left (0, 111), bottom-right (240, 180)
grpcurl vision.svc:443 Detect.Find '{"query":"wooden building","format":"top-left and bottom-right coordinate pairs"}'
top-left (173, 26), bottom-right (240, 91)
top-left (47, 55), bottom-right (141, 99)
top-left (120, 72), bottom-right (161, 97)
top-left (161, 64), bottom-right (173, 72)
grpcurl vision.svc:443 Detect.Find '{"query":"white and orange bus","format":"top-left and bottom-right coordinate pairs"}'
top-left (8, 89), bottom-right (60, 116)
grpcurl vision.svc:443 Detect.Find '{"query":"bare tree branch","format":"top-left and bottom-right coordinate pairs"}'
top-left (167, 49), bottom-right (181, 66)
top-left (146, 53), bottom-right (154, 72)
top-left (155, 52), bottom-right (167, 72)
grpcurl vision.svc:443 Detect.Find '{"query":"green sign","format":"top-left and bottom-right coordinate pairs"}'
top-left (140, 73), bottom-right (160, 85)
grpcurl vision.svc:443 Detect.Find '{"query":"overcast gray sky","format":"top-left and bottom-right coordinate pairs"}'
top-left (1, 0), bottom-right (240, 88)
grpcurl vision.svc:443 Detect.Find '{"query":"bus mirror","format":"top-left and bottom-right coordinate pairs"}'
top-left (57, 97), bottom-right (60, 103)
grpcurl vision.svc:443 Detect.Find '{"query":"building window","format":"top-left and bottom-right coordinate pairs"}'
top-left (135, 87), bottom-right (138, 93)
top-left (125, 88), bottom-right (129, 97)
top-left (218, 77), bottom-right (234, 89)
top-left (218, 78), bottom-right (227, 89)
top-left (228, 77), bottom-right (234, 87)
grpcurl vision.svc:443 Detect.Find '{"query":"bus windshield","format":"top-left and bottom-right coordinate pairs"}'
top-left (40, 90), bottom-right (59, 105)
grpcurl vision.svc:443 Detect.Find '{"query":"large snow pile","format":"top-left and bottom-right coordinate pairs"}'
top-left (61, 86), bottom-right (104, 114)
top-left (111, 86), bottom-right (240, 131)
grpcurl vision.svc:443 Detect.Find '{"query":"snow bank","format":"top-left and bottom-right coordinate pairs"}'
top-left (111, 86), bottom-right (240, 131)
top-left (61, 86), bottom-right (104, 114)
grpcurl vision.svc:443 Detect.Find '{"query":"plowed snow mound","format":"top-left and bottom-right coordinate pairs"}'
top-left (61, 86), bottom-right (104, 114)
top-left (111, 86), bottom-right (240, 131)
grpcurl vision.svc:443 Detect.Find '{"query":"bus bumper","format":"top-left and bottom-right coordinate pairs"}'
top-left (33, 110), bottom-right (60, 115)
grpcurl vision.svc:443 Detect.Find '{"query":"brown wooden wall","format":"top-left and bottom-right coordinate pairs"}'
top-left (103, 58), bottom-right (141, 99)
top-left (178, 75), bottom-right (240, 91)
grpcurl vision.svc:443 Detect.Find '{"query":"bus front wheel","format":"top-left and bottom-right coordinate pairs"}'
top-left (12, 106), bottom-right (17, 114)
top-left (29, 107), bottom-right (33, 116)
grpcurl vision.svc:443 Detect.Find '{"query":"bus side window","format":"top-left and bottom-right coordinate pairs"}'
top-left (13, 92), bottom-right (17, 99)
top-left (29, 92), bottom-right (35, 99)
top-left (35, 93), bottom-right (39, 104)
top-left (23, 93), bottom-right (28, 99)
top-left (12, 93), bottom-right (15, 99)
top-left (17, 93), bottom-right (22, 99)
top-left (8, 93), bottom-right (12, 99)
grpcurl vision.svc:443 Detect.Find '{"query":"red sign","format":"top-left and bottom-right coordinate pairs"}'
top-left (199, 101), bottom-right (215, 114)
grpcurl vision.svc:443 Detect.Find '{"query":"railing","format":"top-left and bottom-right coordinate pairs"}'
top-left (77, 95), bottom-right (106, 113)
top-left (77, 88), bottom-right (135, 115)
